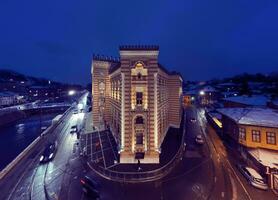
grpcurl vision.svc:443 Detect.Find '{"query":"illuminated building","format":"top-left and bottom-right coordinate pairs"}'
top-left (91, 45), bottom-right (183, 163)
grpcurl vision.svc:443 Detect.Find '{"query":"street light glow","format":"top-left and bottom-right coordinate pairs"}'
top-left (199, 90), bottom-right (205, 96)
top-left (68, 90), bottom-right (76, 96)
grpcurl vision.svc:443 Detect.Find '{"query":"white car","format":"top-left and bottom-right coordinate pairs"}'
top-left (195, 135), bottom-right (204, 144)
top-left (237, 165), bottom-right (268, 190)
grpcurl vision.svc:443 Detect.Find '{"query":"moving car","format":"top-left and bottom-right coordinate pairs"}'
top-left (70, 125), bottom-right (78, 133)
top-left (195, 135), bottom-right (204, 144)
top-left (40, 142), bottom-right (57, 163)
top-left (73, 109), bottom-right (79, 114)
top-left (190, 118), bottom-right (197, 123)
top-left (237, 164), bottom-right (268, 190)
top-left (80, 176), bottom-right (100, 199)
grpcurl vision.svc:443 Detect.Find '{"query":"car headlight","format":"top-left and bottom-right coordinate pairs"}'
top-left (49, 153), bottom-right (54, 159)
top-left (40, 155), bottom-right (44, 162)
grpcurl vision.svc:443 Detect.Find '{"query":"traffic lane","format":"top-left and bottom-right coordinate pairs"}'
top-left (44, 114), bottom-right (78, 199)
top-left (162, 156), bottom-right (213, 200)
top-left (192, 106), bottom-right (234, 200)
top-left (30, 164), bottom-right (48, 200)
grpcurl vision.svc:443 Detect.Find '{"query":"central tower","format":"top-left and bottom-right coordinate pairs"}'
top-left (119, 45), bottom-right (160, 163)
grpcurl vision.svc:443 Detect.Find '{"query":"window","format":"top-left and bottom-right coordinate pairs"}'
top-left (239, 127), bottom-right (246, 140)
top-left (137, 73), bottom-right (142, 79)
top-left (136, 92), bottom-right (143, 105)
top-left (266, 132), bottom-right (276, 145)
top-left (135, 116), bottom-right (144, 124)
top-left (252, 130), bottom-right (261, 143)
top-left (136, 133), bottom-right (143, 145)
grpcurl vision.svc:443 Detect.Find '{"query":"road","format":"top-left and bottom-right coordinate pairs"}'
top-left (0, 92), bottom-right (88, 200)
top-left (1, 102), bottom-right (276, 200)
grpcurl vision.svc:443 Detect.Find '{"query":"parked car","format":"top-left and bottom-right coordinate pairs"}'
top-left (73, 109), bottom-right (79, 114)
top-left (237, 164), bottom-right (268, 190)
top-left (195, 135), bottom-right (204, 144)
top-left (190, 118), bottom-right (197, 123)
top-left (80, 176), bottom-right (100, 199)
top-left (40, 142), bottom-right (57, 163)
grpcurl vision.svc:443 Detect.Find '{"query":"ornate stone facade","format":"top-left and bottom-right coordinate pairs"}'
top-left (91, 45), bottom-right (183, 163)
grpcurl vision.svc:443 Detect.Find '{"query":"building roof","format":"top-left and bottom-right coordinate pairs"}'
top-left (92, 54), bottom-right (120, 63)
top-left (200, 86), bottom-right (217, 92)
top-left (223, 95), bottom-right (269, 106)
top-left (119, 45), bottom-right (159, 51)
top-left (217, 107), bottom-right (278, 128)
top-left (248, 148), bottom-right (278, 169)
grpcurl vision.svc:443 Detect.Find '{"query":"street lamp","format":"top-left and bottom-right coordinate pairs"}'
top-left (68, 90), bottom-right (76, 96)
top-left (199, 90), bottom-right (205, 96)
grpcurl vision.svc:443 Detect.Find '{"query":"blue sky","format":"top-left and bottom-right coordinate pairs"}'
top-left (0, 0), bottom-right (277, 85)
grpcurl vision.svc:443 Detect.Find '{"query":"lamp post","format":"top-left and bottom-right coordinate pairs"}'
top-left (68, 90), bottom-right (76, 104)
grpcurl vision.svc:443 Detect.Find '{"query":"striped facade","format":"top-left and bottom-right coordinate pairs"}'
top-left (91, 46), bottom-right (183, 163)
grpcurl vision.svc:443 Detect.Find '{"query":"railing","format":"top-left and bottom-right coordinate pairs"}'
top-left (0, 102), bottom-right (73, 180)
top-left (88, 110), bottom-right (186, 183)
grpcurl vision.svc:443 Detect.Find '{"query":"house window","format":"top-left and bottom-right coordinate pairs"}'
top-left (239, 127), bottom-right (246, 140)
top-left (135, 116), bottom-right (144, 124)
top-left (136, 92), bottom-right (143, 105)
top-left (252, 130), bottom-right (261, 143)
top-left (136, 133), bottom-right (143, 145)
top-left (266, 132), bottom-right (276, 145)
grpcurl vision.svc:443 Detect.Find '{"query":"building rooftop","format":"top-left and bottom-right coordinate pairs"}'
top-left (217, 107), bottom-right (278, 128)
top-left (223, 95), bottom-right (269, 106)
top-left (92, 54), bottom-right (120, 62)
top-left (119, 45), bottom-right (159, 51)
top-left (200, 86), bottom-right (217, 92)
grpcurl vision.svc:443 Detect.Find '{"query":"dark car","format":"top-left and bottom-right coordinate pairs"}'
top-left (40, 142), bottom-right (57, 163)
top-left (80, 176), bottom-right (100, 199)
top-left (70, 125), bottom-right (78, 133)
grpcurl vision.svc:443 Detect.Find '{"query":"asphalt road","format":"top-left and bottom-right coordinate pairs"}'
top-left (1, 102), bottom-right (276, 200)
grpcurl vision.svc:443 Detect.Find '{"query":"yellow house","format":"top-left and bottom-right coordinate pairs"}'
top-left (218, 108), bottom-right (278, 151)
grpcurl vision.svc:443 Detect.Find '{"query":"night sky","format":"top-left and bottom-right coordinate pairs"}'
top-left (0, 0), bottom-right (278, 85)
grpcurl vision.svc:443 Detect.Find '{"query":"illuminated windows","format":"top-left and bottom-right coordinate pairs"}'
top-left (239, 128), bottom-right (246, 140)
top-left (266, 132), bottom-right (276, 145)
top-left (252, 130), bottom-right (261, 143)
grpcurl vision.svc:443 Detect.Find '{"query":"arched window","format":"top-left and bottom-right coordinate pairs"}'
top-left (135, 116), bottom-right (144, 124)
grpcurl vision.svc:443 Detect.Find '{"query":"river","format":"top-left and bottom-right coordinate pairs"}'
top-left (0, 112), bottom-right (62, 170)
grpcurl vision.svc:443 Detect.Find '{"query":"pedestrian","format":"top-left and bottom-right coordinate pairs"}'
top-left (137, 159), bottom-right (141, 171)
